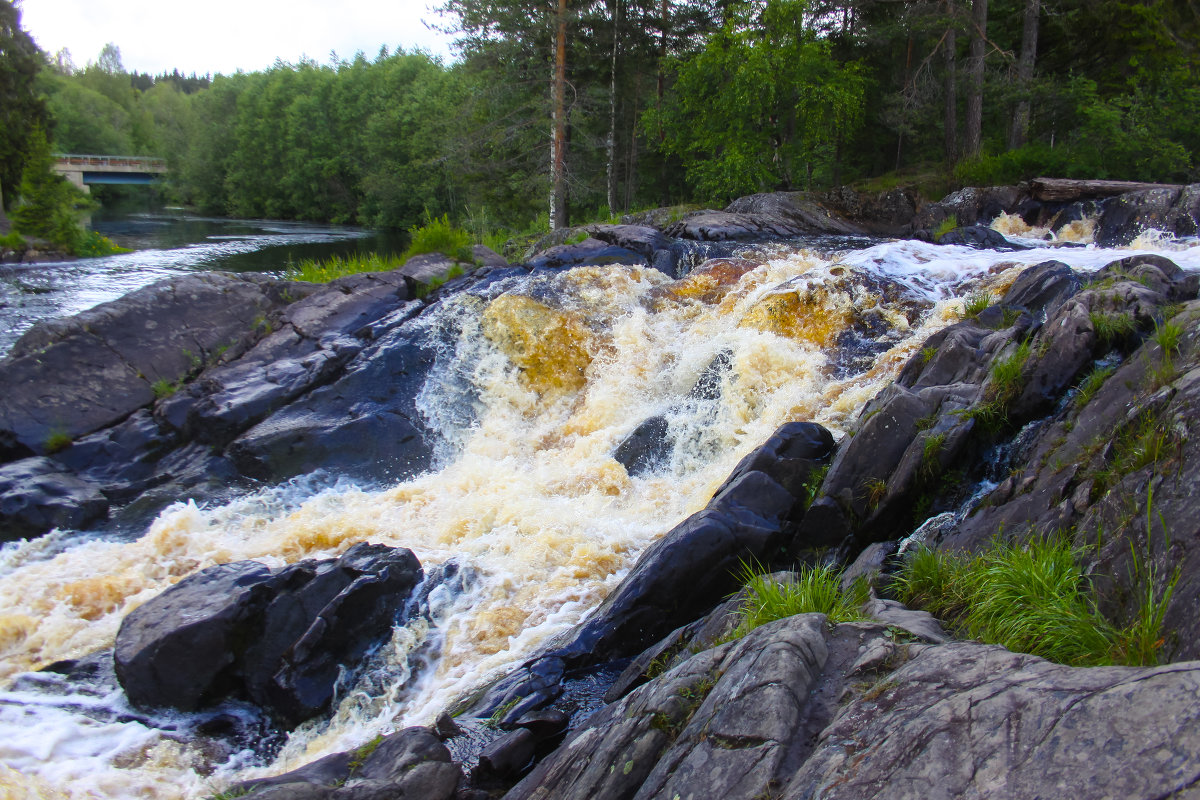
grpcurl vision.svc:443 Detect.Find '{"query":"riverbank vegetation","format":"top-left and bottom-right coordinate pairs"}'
top-left (2, 0), bottom-right (1198, 239)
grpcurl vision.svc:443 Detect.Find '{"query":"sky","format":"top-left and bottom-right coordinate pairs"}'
top-left (17, 0), bottom-right (459, 76)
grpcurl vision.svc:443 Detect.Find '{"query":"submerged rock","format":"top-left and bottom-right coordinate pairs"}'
top-left (114, 542), bottom-right (422, 725)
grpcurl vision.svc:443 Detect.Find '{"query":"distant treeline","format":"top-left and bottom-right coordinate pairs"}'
top-left (2, 0), bottom-right (1198, 234)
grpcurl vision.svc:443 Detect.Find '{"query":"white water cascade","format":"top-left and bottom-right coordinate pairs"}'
top-left (1, 224), bottom-right (1197, 799)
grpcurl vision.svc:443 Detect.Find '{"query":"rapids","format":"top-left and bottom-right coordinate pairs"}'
top-left (1, 223), bottom-right (1198, 799)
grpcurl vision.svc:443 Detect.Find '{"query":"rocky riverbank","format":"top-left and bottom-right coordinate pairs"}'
top-left (2, 180), bottom-right (1200, 799)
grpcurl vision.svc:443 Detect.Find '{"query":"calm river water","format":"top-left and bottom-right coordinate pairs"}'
top-left (0, 210), bottom-right (406, 356)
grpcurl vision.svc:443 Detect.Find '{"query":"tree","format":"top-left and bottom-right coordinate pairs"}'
top-left (649, 0), bottom-right (868, 198)
top-left (0, 0), bottom-right (48, 212)
top-left (11, 125), bottom-right (92, 248)
top-left (963, 0), bottom-right (987, 158)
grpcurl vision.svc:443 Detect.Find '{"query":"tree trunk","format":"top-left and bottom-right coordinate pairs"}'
top-left (550, 0), bottom-right (568, 230)
top-left (964, 0), bottom-right (987, 159)
top-left (1030, 177), bottom-right (1182, 201)
top-left (943, 0), bottom-right (958, 164)
top-left (1008, 0), bottom-right (1040, 149)
top-left (606, 0), bottom-right (621, 215)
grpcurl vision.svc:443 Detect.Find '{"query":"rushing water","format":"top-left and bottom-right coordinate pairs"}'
top-left (0, 211), bottom-right (406, 356)
top-left (0, 214), bottom-right (1198, 799)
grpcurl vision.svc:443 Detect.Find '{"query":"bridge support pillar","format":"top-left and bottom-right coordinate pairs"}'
top-left (60, 170), bottom-right (90, 194)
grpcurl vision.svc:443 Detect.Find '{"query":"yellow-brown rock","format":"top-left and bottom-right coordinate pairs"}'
top-left (481, 293), bottom-right (593, 397)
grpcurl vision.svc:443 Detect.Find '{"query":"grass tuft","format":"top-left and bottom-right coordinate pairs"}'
top-left (933, 214), bottom-right (958, 241)
top-left (894, 537), bottom-right (1175, 667)
top-left (43, 428), bottom-right (72, 454)
top-left (959, 290), bottom-right (992, 320)
top-left (1089, 311), bottom-right (1137, 348)
top-left (1075, 364), bottom-right (1115, 407)
top-left (732, 564), bottom-right (869, 640)
top-left (402, 213), bottom-right (473, 263)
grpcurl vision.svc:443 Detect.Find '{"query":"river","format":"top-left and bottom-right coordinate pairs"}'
top-left (0, 211), bottom-right (406, 356)
top-left (0, 212), bottom-right (1197, 798)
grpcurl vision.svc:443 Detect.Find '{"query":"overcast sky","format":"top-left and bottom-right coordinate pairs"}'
top-left (18, 0), bottom-right (459, 76)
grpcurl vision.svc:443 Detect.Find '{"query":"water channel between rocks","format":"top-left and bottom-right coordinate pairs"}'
top-left (0, 214), bottom-right (1197, 798)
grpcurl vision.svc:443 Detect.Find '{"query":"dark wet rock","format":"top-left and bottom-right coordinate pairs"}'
top-left (560, 421), bottom-right (835, 665)
top-left (1164, 183), bottom-right (1200, 238)
top-left (475, 728), bottom-right (537, 780)
top-left (581, 224), bottom-right (673, 262)
top-left (505, 606), bottom-right (1200, 800)
top-left (911, 185), bottom-right (1024, 234)
top-left (0, 456), bottom-right (109, 539)
top-left (472, 244), bottom-right (509, 268)
top-left (666, 192), bottom-right (864, 241)
top-left (1096, 186), bottom-right (1184, 246)
top-left (235, 727), bottom-right (459, 800)
top-left (525, 237), bottom-right (647, 270)
top-left (936, 224), bottom-right (1031, 251)
top-left (227, 322), bottom-right (437, 483)
top-left (114, 543), bottom-right (422, 724)
top-left (821, 186), bottom-right (919, 237)
top-left (612, 352), bottom-right (734, 476)
top-left (156, 271), bottom-right (416, 448)
top-left (1002, 259), bottom-right (1083, 323)
top-left (0, 272), bottom-right (292, 456)
top-left (613, 416), bottom-right (671, 476)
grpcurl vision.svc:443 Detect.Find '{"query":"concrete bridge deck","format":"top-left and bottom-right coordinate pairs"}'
top-left (52, 154), bottom-right (167, 193)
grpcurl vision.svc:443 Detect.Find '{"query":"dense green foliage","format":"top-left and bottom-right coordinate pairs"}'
top-left (893, 539), bottom-right (1176, 666)
top-left (0, 0), bottom-right (48, 211)
top-left (3, 0), bottom-right (1196, 234)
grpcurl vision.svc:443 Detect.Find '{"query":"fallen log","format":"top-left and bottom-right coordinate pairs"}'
top-left (1030, 177), bottom-right (1183, 202)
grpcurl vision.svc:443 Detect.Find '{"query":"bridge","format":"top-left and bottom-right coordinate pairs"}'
top-left (52, 154), bottom-right (167, 193)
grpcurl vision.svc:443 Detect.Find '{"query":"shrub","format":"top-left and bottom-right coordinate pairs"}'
top-left (402, 214), bottom-right (473, 263)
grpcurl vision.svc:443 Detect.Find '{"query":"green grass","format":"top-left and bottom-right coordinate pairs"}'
top-left (933, 214), bottom-right (959, 241)
top-left (414, 264), bottom-right (466, 299)
top-left (959, 290), bottom-right (992, 320)
top-left (1152, 318), bottom-right (1183, 356)
top-left (1089, 311), bottom-right (1137, 348)
top-left (284, 252), bottom-right (404, 283)
top-left (732, 564), bottom-right (870, 639)
top-left (0, 231), bottom-right (28, 250)
top-left (920, 345), bottom-right (937, 364)
top-left (73, 230), bottom-right (131, 257)
top-left (43, 428), bottom-right (72, 454)
top-left (1090, 413), bottom-right (1174, 497)
top-left (1076, 364), bottom-right (1116, 407)
top-left (893, 538), bottom-right (1175, 667)
top-left (151, 378), bottom-right (178, 399)
top-left (921, 432), bottom-right (946, 480)
top-left (959, 340), bottom-right (1031, 431)
top-left (402, 213), bottom-right (473, 263)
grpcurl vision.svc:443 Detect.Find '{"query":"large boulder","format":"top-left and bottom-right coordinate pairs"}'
top-left (0, 456), bottom-right (108, 540)
top-left (666, 192), bottom-right (865, 241)
top-left (114, 543), bottom-right (422, 725)
top-left (231, 726), bottom-right (461, 800)
top-left (1096, 186), bottom-right (1184, 246)
top-left (505, 610), bottom-right (1200, 800)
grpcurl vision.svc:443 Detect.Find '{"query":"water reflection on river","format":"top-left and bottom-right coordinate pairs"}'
top-left (0, 211), bottom-right (405, 356)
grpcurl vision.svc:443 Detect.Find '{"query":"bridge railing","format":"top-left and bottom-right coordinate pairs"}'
top-left (52, 154), bottom-right (168, 172)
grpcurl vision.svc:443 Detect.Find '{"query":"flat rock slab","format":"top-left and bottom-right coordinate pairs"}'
top-left (506, 612), bottom-right (1200, 800)
top-left (0, 272), bottom-right (290, 456)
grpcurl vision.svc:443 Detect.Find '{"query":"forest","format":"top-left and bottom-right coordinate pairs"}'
top-left (1, 0), bottom-right (1198, 239)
